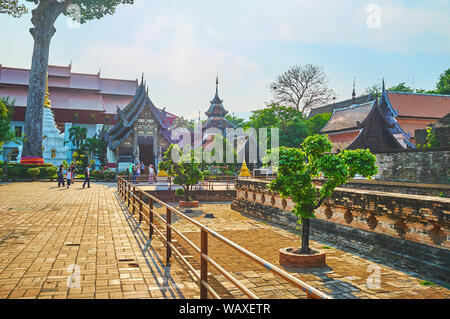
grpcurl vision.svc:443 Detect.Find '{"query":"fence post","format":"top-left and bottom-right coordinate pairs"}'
top-left (132, 186), bottom-right (136, 215)
top-left (166, 207), bottom-right (171, 264)
top-left (149, 198), bottom-right (154, 239)
top-left (139, 191), bottom-right (143, 224)
top-left (127, 183), bottom-right (131, 207)
top-left (200, 229), bottom-right (208, 299)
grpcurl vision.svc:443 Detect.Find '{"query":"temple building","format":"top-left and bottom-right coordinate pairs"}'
top-left (319, 80), bottom-right (450, 152)
top-left (203, 76), bottom-right (234, 133)
top-left (105, 77), bottom-right (176, 173)
top-left (0, 63), bottom-right (176, 166)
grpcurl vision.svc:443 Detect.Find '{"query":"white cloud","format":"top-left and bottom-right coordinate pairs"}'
top-left (77, 13), bottom-right (259, 117)
top-left (260, 0), bottom-right (450, 54)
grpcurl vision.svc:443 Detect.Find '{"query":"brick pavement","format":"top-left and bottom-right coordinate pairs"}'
top-left (0, 182), bottom-right (448, 299)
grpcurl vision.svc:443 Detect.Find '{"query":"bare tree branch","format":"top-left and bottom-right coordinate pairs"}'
top-left (270, 64), bottom-right (334, 114)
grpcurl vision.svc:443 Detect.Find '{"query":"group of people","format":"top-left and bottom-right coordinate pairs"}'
top-left (127, 162), bottom-right (156, 184)
top-left (57, 163), bottom-right (91, 189)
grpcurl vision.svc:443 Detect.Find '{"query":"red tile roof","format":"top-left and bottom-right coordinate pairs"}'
top-left (0, 64), bottom-right (137, 113)
top-left (387, 91), bottom-right (450, 119)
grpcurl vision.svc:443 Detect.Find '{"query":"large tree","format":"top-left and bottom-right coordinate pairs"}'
top-left (270, 64), bottom-right (334, 114)
top-left (435, 68), bottom-right (450, 95)
top-left (267, 135), bottom-right (377, 254)
top-left (0, 0), bottom-right (134, 160)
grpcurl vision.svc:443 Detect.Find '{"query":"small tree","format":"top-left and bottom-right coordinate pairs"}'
top-left (267, 134), bottom-right (377, 254)
top-left (158, 144), bottom-right (207, 202)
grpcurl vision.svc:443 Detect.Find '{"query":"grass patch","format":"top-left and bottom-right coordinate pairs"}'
top-left (321, 245), bottom-right (332, 249)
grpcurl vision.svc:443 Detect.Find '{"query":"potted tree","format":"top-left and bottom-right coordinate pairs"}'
top-left (268, 134), bottom-right (377, 268)
top-left (159, 144), bottom-right (207, 208)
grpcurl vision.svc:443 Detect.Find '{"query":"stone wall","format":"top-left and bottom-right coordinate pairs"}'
top-left (231, 179), bottom-right (450, 283)
top-left (314, 179), bottom-right (449, 197)
top-left (374, 148), bottom-right (449, 185)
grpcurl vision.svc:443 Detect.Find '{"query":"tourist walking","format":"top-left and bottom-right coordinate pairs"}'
top-left (57, 165), bottom-right (65, 187)
top-left (136, 163), bottom-right (141, 178)
top-left (148, 164), bottom-right (155, 184)
top-left (66, 169), bottom-right (72, 189)
top-left (140, 162), bottom-right (145, 174)
top-left (132, 164), bottom-right (137, 183)
top-left (83, 164), bottom-right (91, 188)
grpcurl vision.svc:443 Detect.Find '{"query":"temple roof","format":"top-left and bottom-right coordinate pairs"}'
top-left (321, 101), bottom-right (375, 133)
top-left (385, 91), bottom-right (450, 119)
top-left (204, 76), bottom-right (234, 131)
top-left (308, 94), bottom-right (373, 118)
top-left (105, 78), bottom-right (177, 150)
top-left (0, 64), bottom-right (137, 114)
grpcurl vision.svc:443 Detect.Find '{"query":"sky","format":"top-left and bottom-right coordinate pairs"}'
top-left (0, 0), bottom-right (449, 119)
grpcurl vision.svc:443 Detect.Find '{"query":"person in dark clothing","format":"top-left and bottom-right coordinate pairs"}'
top-left (83, 164), bottom-right (91, 188)
top-left (57, 165), bottom-right (65, 187)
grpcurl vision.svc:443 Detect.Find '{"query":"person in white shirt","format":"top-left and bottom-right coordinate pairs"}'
top-left (66, 170), bottom-right (72, 189)
top-left (148, 164), bottom-right (155, 184)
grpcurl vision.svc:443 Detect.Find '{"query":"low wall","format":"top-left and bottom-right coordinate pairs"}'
top-left (231, 179), bottom-right (450, 283)
top-left (143, 189), bottom-right (236, 203)
top-left (374, 148), bottom-right (449, 185)
top-left (315, 179), bottom-right (449, 197)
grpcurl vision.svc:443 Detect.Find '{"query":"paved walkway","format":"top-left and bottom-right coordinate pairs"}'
top-left (0, 182), bottom-right (448, 299)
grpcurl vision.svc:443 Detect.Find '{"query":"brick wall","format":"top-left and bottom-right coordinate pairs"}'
top-left (374, 149), bottom-right (449, 185)
top-left (231, 179), bottom-right (450, 282)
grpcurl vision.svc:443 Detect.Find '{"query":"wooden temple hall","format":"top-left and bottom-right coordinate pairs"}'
top-left (317, 81), bottom-right (450, 153)
top-left (105, 76), bottom-right (176, 173)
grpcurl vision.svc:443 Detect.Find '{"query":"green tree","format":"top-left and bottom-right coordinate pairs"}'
top-left (0, 0), bottom-right (134, 160)
top-left (267, 135), bottom-right (377, 254)
top-left (388, 82), bottom-right (414, 93)
top-left (0, 97), bottom-right (16, 147)
top-left (158, 144), bottom-right (207, 201)
top-left (170, 116), bottom-right (195, 132)
top-left (225, 114), bottom-right (246, 128)
top-left (68, 126), bottom-right (87, 151)
top-left (435, 68), bottom-right (450, 95)
top-left (246, 103), bottom-right (309, 148)
top-left (307, 112), bottom-right (331, 135)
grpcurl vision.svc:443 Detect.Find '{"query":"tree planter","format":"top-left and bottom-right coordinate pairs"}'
top-left (279, 247), bottom-right (326, 268)
top-left (179, 201), bottom-right (199, 208)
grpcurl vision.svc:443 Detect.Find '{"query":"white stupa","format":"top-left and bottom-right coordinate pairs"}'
top-left (42, 76), bottom-right (68, 166)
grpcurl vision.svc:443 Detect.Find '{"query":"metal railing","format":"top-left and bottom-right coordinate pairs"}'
top-left (117, 176), bottom-right (331, 299)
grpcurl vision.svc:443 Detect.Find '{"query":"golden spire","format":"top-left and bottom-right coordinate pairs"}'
top-left (44, 73), bottom-right (51, 108)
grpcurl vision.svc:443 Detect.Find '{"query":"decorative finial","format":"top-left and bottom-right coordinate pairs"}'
top-left (44, 73), bottom-right (51, 109)
top-left (141, 72), bottom-right (144, 85)
top-left (352, 76), bottom-right (356, 104)
top-left (382, 77), bottom-right (385, 92)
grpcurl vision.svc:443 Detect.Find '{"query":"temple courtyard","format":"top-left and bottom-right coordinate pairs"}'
top-left (0, 181), bottom-right (448, 299)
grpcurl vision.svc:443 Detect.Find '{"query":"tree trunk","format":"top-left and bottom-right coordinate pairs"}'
top-left (300, 217), bottom-right (311, 254)
top-left (22, 1), bottom-right (67, 159)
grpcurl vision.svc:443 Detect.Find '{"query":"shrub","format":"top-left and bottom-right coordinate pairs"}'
top-left (103, 170), bottom-right (116, 181)
top-left (92, 170), bottom-right (104, 180)
top-left (27, 168), bottom-right (40, 179)
top-left (175, 188), bottom-right (185, 197)
top-left (0, 167), bottom-right (2, 175)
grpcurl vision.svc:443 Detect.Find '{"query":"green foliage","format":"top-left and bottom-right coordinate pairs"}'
top-left (420, 281), bottom-right (435, 286)
top-left (417, 126), bottom-right (439, 149)
top-left (103, 170), bottom-right (116, 181)
top-left (0, 96), bottom-right (17, 147)
top-left (68, 126), bottom-right (87, 151)
top-left (27, 167), bottom-right (40, 179)
top-left (307, 113), bottom-right (331, 135)
top-left (388, 82), bottom-right (414, 93)
top-left (170, 116), bottom-right (195, 132)
top-left (91, 169), bottom-right (104, 180)
top-left (175, 188), bottom-right (185, 197)
top-left (159, 144), bottom-right (207, 201)
top-left (435, 68), bottom-right (450, 95)
top-left (0, 0), bottom-right (28, 17)
top-left (225, 114), bottom-right (247, 128)
top-left (245, 103), bottom-right (309, 148)
top-left (267, 135), bottom-right (377, 249)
